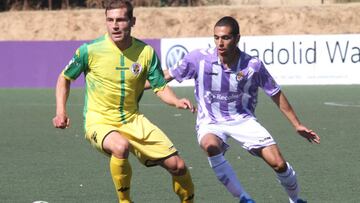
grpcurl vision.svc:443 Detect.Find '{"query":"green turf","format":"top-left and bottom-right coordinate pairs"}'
top-left (0, 86), bottom-right (359, 203)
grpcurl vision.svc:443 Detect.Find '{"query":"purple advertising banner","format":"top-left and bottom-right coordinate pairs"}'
top-left (0, 39), bottom-right (161, 88)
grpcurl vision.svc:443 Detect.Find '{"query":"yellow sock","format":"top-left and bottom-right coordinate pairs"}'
top-left (173, 168), bottom-right (195, 203)
top-left (110, 156), bottom-right (132, 203)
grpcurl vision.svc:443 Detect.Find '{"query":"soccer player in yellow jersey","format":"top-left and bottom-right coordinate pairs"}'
top-left (52, 1), bottom-right (195, 202)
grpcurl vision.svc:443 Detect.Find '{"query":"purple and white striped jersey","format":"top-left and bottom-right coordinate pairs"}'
top-left (169, 47), bottom-right (281, 128)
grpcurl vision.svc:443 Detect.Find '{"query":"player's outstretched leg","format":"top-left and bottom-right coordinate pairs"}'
top-left (208, 153), bottom-right (253, 201)
top-left (276, 162), bottom-right (303, 203)
top-left (109, 156), bottom-right (132, 203)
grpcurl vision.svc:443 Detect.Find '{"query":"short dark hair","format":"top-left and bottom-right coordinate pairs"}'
top-left (215, 16), bottom-right (240, 36)
top-left (104, 0), bottom-right (134, 19)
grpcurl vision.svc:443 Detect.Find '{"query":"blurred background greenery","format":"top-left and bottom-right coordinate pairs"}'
top-left (1, 0), bottom-right (360, 11)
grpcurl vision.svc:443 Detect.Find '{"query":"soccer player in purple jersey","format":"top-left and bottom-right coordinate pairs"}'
top-left (164, 16), bottom-right (320, 203)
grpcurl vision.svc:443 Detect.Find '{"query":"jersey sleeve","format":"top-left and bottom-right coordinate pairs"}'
top-left (61, 44), bottom-right (88, 81)
top-left (147, 50), bottom-right (167, 93)
top-left (257, 61), bottom-right (281, 96)
top-left (168, 51), bottom-right (197, 82)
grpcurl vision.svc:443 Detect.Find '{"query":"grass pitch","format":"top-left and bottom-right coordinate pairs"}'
top-left (0, 85), bottom-right (359, 203)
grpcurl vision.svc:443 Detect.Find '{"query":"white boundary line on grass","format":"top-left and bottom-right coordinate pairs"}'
top-left (324, 102), bottom-right (360, 108)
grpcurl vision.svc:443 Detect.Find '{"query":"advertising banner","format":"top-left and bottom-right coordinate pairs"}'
top-left (0, 39), bottom-right (160, 88)
top-left (161, 34), bottom-right (360, 85)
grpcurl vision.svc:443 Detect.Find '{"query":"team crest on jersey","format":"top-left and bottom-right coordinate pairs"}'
top-left (131, 63), bottom-right (142, 75)
top-left (236, 71), bottom-right (245, 81)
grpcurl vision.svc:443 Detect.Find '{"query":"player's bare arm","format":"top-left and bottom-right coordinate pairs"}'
top-left (155, 85), bottom-right (195, 113)
top-left (271, 90), bottom-right (320, 144)
top-left (52, 74), bottom-right (71, 129)
top-left (162, 69), bottom-right (173, 82)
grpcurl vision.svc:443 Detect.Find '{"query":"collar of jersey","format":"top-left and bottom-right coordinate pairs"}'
top-left (105, 33), bottom-right (134, 54)
top-left (212, 48), bottom-right (242, 73)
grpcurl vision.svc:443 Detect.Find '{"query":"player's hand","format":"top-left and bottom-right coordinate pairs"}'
top-left (176, 98), bottom-right (196, 113)
top-left (52, 114), bottom-right (70, 129)
top-left (296, 125), bottom-right (320, 144)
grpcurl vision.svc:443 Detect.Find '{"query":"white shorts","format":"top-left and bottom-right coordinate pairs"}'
top-left (197, 118), bottom-right (276, 153)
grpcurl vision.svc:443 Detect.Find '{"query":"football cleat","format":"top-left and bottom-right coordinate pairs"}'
top-left (296, 199), bottom-right (307, 203)
top-left (240, 196), bottom-right (256, 203)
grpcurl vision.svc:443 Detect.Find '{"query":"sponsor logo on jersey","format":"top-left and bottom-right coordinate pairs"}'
top-left (91, 131), bottom-right (98, 143)
top-left (203, 91), bottom-right (242, 103)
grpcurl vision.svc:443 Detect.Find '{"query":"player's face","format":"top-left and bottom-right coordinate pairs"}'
top-left (106, 8), bottom-right (135, 43)
top-left (214, 25), bottom-right (240, 57)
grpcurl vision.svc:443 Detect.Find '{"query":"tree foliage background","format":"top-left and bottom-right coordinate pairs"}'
top-left (1, 0), bottom-right (358, 11)
top-left (0, 0), bottom-right (211, 11)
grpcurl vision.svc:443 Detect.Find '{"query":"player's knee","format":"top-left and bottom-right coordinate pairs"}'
top-left (200, 136), bottom-right (222, 156)
top-left (110, 139), bottom-right (130, 158)
top-left (175, 161), bottom-right (187, 176)
top-left (165, 156), bottom-right (186, 176)
top-left (201, 142), bottom-right (222, 156)
top-left (272, 160), bottom-right (287, 173)
top-left (103, 132), bottom-right (130, 158)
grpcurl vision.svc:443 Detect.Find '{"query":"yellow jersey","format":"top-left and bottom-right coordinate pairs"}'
top-left (62, 34), bottom-right (166, 126)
